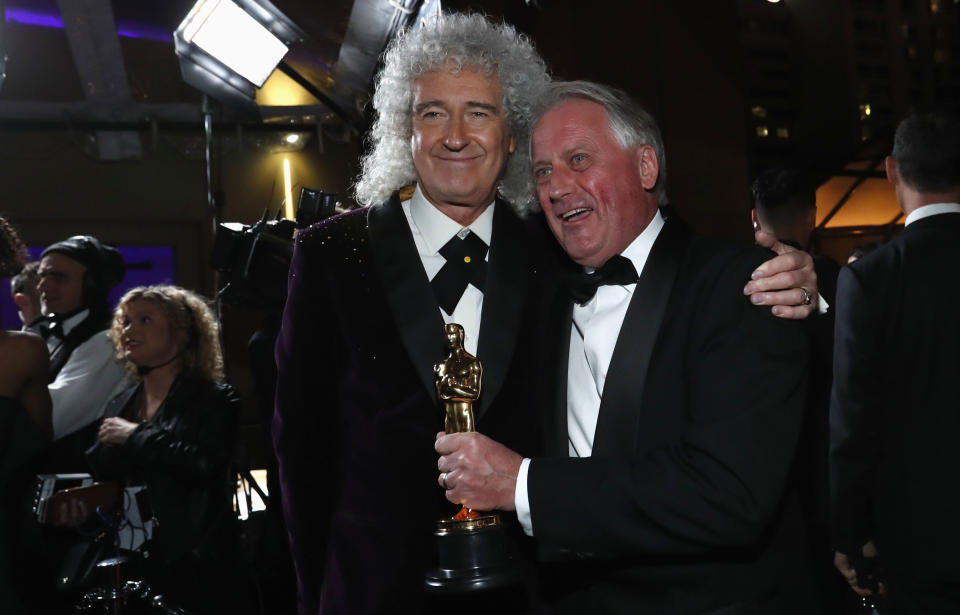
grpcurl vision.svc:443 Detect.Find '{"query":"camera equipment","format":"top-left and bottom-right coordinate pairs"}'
top-left (295, 188), bottom-right (339, 229)
top-left (210, 188), bottom-right (341, 308)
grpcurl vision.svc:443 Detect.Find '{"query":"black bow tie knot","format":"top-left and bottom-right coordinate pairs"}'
top-left (431, 231), bottom-right (489, 314)
top-left (568, 255), bottom-right (639, 304)
top-left (43, 315), bottom-right (65, 341)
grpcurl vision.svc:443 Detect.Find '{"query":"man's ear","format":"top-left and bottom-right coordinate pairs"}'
top-left (12, 293), bottom-right (28, 312)
top-left (884, 155), bottom-right (899, 186)
top-left (508, 135), bottom-right (516, 154)
top-left (751, 208), bottom-right (761, 232)
top-left (636, 145), bottom-right (659, 191)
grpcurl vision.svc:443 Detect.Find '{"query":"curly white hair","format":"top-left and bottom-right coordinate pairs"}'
top-left (353, 12), bottom-right (550, 215)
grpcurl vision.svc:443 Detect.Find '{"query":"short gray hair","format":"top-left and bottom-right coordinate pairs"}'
top-left (531, 80), bottom-right (669, 206)
top-left (353, 12), bottom-right (550, 214)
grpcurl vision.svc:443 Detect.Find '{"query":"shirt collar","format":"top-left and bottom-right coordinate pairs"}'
top-left (905, 202), bottom-right (960, 227)
top-left (583, 208), bottom-right (666, 286)
top-left (409, 184), bottom-right (495, 255)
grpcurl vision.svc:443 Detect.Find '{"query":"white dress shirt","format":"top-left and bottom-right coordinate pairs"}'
top-left (905, 202), bottom-right (960, 227)
top-left (515, 210), bottom-right (666, 535)
top-left (48, 309), bottom-right (132, 439)
top-left (401, 185), bottom-right (495, 356)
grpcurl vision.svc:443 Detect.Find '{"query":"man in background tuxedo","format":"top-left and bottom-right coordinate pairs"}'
top-left (752, 167), bottom-right (843, 611)
top-left (10, 261), bottom-right (42, 330)
top-left (830, 112), bottom-right (960, 613)
top-left (37, 235), bottom-right (129, 465)
top-left (436, 81), bottom-right (815, 614)
top-left (751, 167), bottom-right (840, 307)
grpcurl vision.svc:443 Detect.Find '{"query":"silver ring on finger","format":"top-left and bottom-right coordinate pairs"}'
top-left (799, 286), bottom-right (812, 306)
top-left (442, 473), bottom-right (448, 490)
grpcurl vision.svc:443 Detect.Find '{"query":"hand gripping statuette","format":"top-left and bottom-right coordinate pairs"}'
top-left (425, 323), bottom-right (522, 593)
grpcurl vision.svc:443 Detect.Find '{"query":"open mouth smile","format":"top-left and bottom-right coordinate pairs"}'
top-left (560, 207), bottom-right (592, 221)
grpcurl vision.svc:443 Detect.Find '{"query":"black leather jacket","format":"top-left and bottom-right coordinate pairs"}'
top-left (86, 373), bottom-right (239, 565)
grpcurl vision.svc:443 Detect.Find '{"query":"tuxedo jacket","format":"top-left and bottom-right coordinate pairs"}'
top-left (529, 217), bottom-right (812, 615)
top-left (831, 211), bottom-right (960, 583)
top-left (273, 194), bottom-right (551, 615)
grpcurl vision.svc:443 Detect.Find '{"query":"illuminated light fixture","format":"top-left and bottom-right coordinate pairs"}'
top-left (776, 127), bottom-right (790, 139)
top-left (174, 0), bottom-right (304, 110)
top-left (766, 0), bottom-right (781, 3)
top-left (283, 158), bottom-right (295, 220)
top-left (756, 125), bottom-right (770, 138)
top-left (751, 105), bottom-right (768, 119)
top-left (285, 133), bottom-right (301, 144)
top-left (859, 103), bottom-right (872, 119)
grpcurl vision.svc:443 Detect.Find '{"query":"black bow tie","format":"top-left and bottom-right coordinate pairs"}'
top-left (43, 315), bottom-right (65, 341)
top-left (568, 255), bottom-right (639, 304)
top-left (431, 231), bottom-right (489, 314)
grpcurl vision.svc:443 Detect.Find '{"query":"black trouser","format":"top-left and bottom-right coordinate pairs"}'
top-left (884, 573), bottom-right (960, 615)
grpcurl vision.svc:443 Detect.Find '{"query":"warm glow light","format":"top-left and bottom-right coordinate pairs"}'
top-left (283, 158), bottom-right (294, 220)
top-left (767, 0), bottom-right (781, 3)
top-left (285, 133), bottom-right (300, 144)
top-left (818, 177), bottom-right (900, 228)
top-left (756, 125), bottom-right (770, 138)
top-left (860, 103), bottom-right (872, 118)
top-left (256, 68), bottom-right (322, 106)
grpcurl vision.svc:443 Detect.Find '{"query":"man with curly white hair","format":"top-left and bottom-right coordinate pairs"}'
top-left (274, 13), bottom-right (554, 615)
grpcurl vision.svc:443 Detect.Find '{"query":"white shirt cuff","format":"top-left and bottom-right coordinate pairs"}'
top-left (515, 457), bottom-right (533, 536)
top-left (818, 293), bottom-right (830, 315)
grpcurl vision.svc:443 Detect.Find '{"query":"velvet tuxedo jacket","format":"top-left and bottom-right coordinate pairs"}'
top-left (273, 194), bottom-right (551, 615)
top-left (831, 211), bottom-right (960, 585)
top-left (529, 217), bottom-right (813, 615)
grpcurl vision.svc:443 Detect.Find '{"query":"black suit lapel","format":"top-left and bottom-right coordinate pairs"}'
top-left (475, 200), bottom-right (528, 418)
top-left (368, 194), bottom-right (446, 405)
top-left (591, 217), bottom-right (691, 455)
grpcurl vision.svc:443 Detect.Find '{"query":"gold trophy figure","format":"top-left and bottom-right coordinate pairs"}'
top-left (425, 323), bottom-right (520, 593)
top-left (435, 323), bottom-right (481, 434)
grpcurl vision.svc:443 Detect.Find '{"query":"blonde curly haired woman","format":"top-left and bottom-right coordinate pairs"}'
top-left (86, 285), bottom-right (241, 612)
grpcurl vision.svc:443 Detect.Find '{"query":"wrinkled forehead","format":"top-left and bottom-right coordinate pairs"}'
top-left (411, 65), bottom-right (505, 107)
top-left (532, 99), bottom-right (616, 156)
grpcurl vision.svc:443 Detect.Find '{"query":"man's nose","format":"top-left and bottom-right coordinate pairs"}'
top-left (548, 165), bottom-right (574, 202)
top-left (444, 116), bottom-right (468, 150)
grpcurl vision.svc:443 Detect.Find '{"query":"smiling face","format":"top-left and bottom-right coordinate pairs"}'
top-left (532, 99), bottom-right (660, 268)
top-left (119, 299), bottom-right (181, 370)
top-left (410, 68), bottom-right (514, 226)
top-left (37, 253), bottom-right (86, 316)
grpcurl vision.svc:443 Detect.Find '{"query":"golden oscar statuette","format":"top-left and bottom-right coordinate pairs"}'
top-left (424, 323), bottom-right (522, 594)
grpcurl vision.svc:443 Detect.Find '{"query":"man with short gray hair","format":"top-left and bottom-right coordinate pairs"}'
top-left (437, 81), bottom-right (815, 613)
